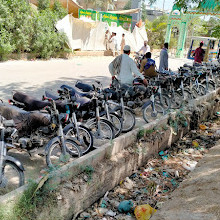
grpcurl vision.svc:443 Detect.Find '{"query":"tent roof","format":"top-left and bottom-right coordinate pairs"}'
top-left (107, 8), bottom-right (140, 15)
top-left (30, 0), bottom-right (83, 18)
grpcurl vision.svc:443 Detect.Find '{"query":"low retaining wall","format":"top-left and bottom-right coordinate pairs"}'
top-left (1, 89), bottom-right (220, 220)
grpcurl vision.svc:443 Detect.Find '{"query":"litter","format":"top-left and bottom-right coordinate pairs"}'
top-left (134, 204), bottom-right (157, 220)
top-left (118, 200), bottom-right (134, 213)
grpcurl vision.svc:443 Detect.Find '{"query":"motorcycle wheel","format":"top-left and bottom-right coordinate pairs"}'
top-left (0, 161), bottom-right (24, 195)
top-left (46, 139), bottom-right (81, 168)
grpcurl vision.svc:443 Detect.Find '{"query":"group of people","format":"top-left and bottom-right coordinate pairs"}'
top-left (109, 41), bottom-right (169, 86)
top-left (105, 30), bottom-right (126, 57)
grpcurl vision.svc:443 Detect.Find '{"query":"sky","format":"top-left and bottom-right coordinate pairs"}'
top-left (145, 0), bottom-right (175, 11)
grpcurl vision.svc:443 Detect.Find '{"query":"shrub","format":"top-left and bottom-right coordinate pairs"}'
top-left (31, 9), bottom-right (68, 59)
top-left (0, 0), bottom-right (69, 61)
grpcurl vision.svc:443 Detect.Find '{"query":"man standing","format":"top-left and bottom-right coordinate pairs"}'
top-left (109, 32), bottom-right (119, 57)
top-left (138, 40), bottom-right (151, 55)
top-left (104, 30), bottom-right (110, 50)
top-left (159, 43), bottom-right (169, 73)
top-left (109, 45), bottom-right (148, 86)
top-left (120, 33), bottom-right (125, 54)
top-left (193, 42), bottom-right (205, 64)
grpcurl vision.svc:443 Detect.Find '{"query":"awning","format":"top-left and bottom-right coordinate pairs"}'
top-left (106, 8), bottom-right (140, 15)
top-left (30, 0), bottom-right (83, 18)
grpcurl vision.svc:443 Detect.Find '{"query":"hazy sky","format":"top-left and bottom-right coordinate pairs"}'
top-left (146, 0), bottom-right (175, 10)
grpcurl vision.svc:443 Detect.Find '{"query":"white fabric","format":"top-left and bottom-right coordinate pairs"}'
top-left (56, 15), bottom-right (148, 52)
top-left (138, 45), bottom-right (151, 55)
top-left (109, 54), bottom-right (144, 85)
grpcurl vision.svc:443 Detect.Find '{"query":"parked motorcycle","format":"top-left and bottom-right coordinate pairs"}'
top-left (0, 116), bottom-right (25, 195)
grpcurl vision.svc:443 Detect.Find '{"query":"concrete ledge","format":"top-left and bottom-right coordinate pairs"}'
top-left (0, 89), bottom-right (220, 219)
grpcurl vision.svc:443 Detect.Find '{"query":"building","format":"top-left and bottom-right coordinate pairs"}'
top-left (144, 4), bottom-right (168, 21)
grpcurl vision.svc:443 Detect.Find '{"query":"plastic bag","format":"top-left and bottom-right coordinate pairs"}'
top-left (134, 204), bottom-right (157, 220)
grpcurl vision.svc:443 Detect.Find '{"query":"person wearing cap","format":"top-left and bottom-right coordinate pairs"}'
top-left (109, 45), bottom-right (148, 86)
top-left (193, 42), bottom-right (205, 64)
top-left (137, 40), bottom-right (151, 55)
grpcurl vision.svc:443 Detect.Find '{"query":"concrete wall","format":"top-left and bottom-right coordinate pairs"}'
top-left (1, 89), bottom-right (220, 220)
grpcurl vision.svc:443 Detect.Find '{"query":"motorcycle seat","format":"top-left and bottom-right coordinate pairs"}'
top-left (13, 91), bottom-right (50, 111)
top-left (75, 81), bottom-right (93, 92)
top-left (45, 90), bottom-right (91, 111)
top-left (0, 104), bottom-right (50, 134)
top-left (61, 85), bottom-right (92, 98)
top-left (45, 91), bottom-right (60, 101)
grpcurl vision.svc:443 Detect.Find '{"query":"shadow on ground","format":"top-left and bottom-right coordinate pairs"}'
top-left (0, 75), bottom-right (111, 101)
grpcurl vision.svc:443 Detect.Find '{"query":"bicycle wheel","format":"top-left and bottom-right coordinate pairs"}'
top-left (115, 108), bottom-right (136, 133)
top-left (46, 139), bottom-right (81, 168)
top-left (154, 93), bottom-right (171, 112)
top-left (0, 161), bottom-right (24, 195)
top-left (87, 119), bottom-right (114, 149)
top-left (142, 103), bottom-right (164, 123)
top-left (65, 125), bottom-right (93, 154)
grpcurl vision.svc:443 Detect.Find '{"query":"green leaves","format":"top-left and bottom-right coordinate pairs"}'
top-left (212, 25), bottom-right (220, 38)
top-left (38, 0), bottom-right (50, 11)
top-left (0, 0), bottom-right (68, 60)
top-left (145, 14), bottom-right (169, 49)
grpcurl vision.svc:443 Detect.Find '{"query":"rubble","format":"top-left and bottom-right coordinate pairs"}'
top-left (76, 118), bottom-right (220, 220)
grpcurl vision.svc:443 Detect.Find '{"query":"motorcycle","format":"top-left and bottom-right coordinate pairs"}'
top-left (0, 116), bottom-right (25, 195)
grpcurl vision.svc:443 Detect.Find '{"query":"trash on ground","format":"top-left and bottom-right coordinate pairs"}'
top-left (134, 204), bottom-right (157, 220)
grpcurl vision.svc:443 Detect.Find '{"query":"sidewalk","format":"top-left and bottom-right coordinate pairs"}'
top-left (152, 140), bottom-right (220, 220)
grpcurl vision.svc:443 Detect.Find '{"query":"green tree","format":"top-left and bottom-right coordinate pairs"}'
top-left (148, 0), bottom-right (219, 10)
top-left (31, 9), bottom-right (68, 59)
top-left (53, 0), bottom-right (68, 19)
top-left (38, 0), bottom-right (50, 11)
top-left (212, 26), bottom-right (220, 38)
top-left (141, 2), bottom-right (147, 21)
top-left (145, 14), bottom-right (169, 49)
top-left (0, 0), bottom-right (33, 59)
top-left (0, 0), bottom-right (69, 61)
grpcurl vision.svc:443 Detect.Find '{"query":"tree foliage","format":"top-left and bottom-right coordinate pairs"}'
top-left (0, 0), bottom-right (68, 60)
top-left (148, 0), bottom-right (220, 10)
top-left (145, 15), bottom-right (169, 49)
